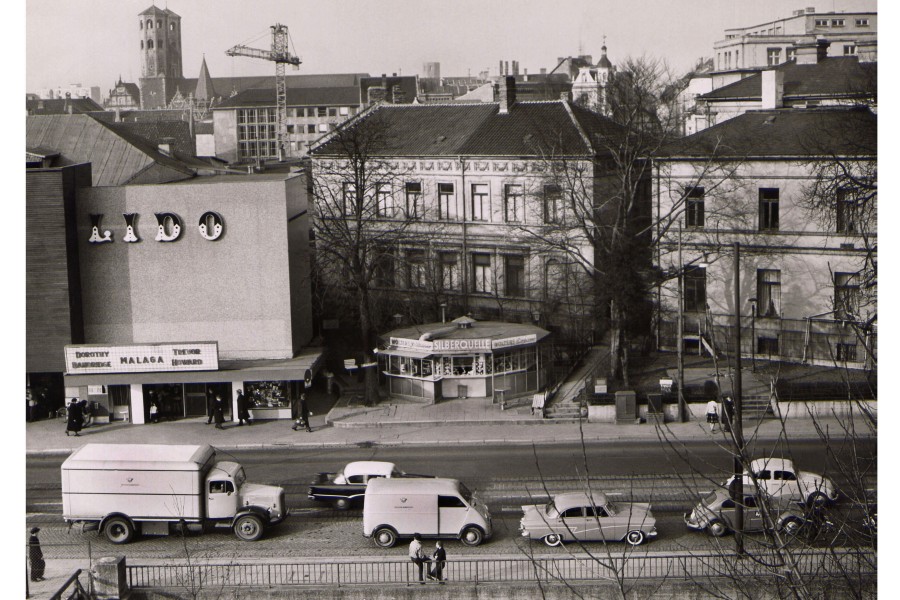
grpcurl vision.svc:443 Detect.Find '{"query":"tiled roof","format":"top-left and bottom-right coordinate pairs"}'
top-left (701, 57), bottom-right (876, 101)
top-left (214, 86), bottom-right (362, 109)
top-left (26, 98), bottom-right (104, 115)
top-left (105, 120), bottom-right (195, 157)
top-left (659, 107), bottom-right (876, 159)
top-left (311, 100), bottom-right (622, 157)
top-left (91, 109), bottom-right (190, 124)
top-left (26, 114), bottom-right (195, 186)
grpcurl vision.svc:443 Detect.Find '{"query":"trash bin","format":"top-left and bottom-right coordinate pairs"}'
top-left (615, 391), bottom-right (637, 424)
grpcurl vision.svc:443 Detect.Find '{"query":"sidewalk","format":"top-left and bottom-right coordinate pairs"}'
top-left (25, 384), bottom-right (874, 456)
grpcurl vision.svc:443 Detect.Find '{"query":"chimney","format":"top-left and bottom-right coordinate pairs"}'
top-left (499, 60), bottom-right (503, 76)
top-left (794, 39), bottom-right (825, 64)
top-left (761, 69), bottom-right (784, 109)
top-left (513, 60), bottom-right (519, 76)
top-left (114, 107), bottom-right (121, 122)
top-left (805, 6), bottom-right (815, 13)
top-left (505, 61), bottom-right (510, 76)
top-left (498, 76), bottom-right (516, 114)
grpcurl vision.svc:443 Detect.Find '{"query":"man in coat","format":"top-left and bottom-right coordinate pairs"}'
top-left (29, 527), bottom-right (45, 581)
top-left (65, 398), bottom-right (82, 436)
top-left (236, 390), bottom-right (251, 426)
top-left (213, 395), bottom-right (225, 430)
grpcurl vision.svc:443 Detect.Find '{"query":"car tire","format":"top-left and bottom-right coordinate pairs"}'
top-left (334, 498), bottom-right (350, 511)
top-left (780, 516), bottom-right (803, 537)
top-left (233, 514), bottom-right (264, 542)
top-left (707, 519), bottom-right (728, 538)
top-left (104, 516), bottom-right (135, 544)
top-left (807, 491), bottom-right (829, 508)
top-left (373, 527), bottom-right (397, 548)
top-left (625, 530), bottom-right (645, 546)
top-left (460, 526), bottom-right (484, 546)
top-left (543, 533), bottom-right (562, 547)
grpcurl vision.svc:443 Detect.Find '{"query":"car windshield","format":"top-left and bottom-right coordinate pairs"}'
top-left (235, 467), bottom-right (246, 488)
top-left (545, 500), bottom-right (559, 519)
top-left (459, 483), bottom-right (474, 504)
top-left (703, 491), bottom-right (719, 506)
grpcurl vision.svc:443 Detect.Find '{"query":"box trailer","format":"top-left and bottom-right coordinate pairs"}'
top-left (61, 443), bottom-right (286, 544)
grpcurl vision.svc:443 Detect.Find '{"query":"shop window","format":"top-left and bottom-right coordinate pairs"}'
top-left (375, 182), bottom-right (394, 218)
top-left (245, 381), bottom-right (289, 408)
top-left (757, 337), bottom-right (779, 356)
top-left (543, 184), bottom-right (562, 224)
top-left (407, 250), bottom-right (427, 289)
top-left (438, 183), bottom-right (458, 220)
top-left (440, 252), bottom-right (459, 290)
top-left (756, 269), bottom-right (781, 317)
top-left (472, 253), bottom-right (493, 293)
top-left (504, 184), bottom-right (524, 222)
top-left (471, 183), bottom-right (490, 221)
top-left (505, 255), bottom-right (526, 297)
top-left (834, 272), bottom-right (860, 320)
top-left (405, 182), bottom-right (423, 218)
top-left (759, 188), bottom-right (779, 231)
top-left (683, 266), bottom-right (706, 312)
top-left (685, 186), bottom-right (705, 228)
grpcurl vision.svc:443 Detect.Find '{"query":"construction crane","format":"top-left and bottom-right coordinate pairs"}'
top-left (226, 24), bottom-right (301, 161)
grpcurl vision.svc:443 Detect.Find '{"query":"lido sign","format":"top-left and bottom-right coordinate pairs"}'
top-left (89, 211), bottom-right (225, 244)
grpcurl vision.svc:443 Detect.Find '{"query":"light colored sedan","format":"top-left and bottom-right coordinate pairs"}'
top-left (520, 492), bottom-right (657, 546)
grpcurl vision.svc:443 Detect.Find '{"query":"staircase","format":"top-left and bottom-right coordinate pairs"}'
top-left (543, 395), bottom-right (583, 419)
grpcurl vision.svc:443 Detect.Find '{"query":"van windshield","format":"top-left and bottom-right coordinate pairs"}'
top-left (459, 483), bottom-right (473, 505)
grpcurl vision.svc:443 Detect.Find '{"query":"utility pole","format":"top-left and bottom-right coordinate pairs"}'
top-left (732, 242), bottom-right (745, 555)
top-left (677, 224), bottom-right (686, 422)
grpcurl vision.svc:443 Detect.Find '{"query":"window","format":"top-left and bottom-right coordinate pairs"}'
top-left (148, 19), bottom-right (153, 29)
top-left (317, 123), bottom-right (328, 133)
top-left (438, 183), bottom-right (458, 220)
top-left (544, 258), bottom-right (570, 299)
top-left (758, 188), bottom-right (779, 231)
top-left (786, 47), bottom-right (797, 62)
top-left (757, 269), bottom-right (781, 317)
top-left (471, 183), bottom-right (489, 221)
top-left (339, 106), bottom-right (350, 116)
top-left (438, 495), bottom-right (467, 508)
top-left (148, 39), bottom-right (154, 49)
top-left (855, 18), bottom-right (870, 26)
top-left (317, 106), bottom-right (327, 117)
top-left (374, 253), bottom-right (395, 287)
top-left (767, 48), bottom-right (782, 66)
top-left (406, 250), bottom-right (427, 289)
top-left (237, 108), bottom-right (278, 159)
top-left (831, 18), bottom-right (845, 27)
top-left (210, 481), bottom-right (234, 494)
top-left (683, 266), bottom-right (706, 312)
top-left (307, 124), bottom-right (316, 134)
top-left (834, 272), bottom-right (860, 319)
top-left (405, 182), bottom-right (423, 218)
top-left (505, 255), bottom-right (526, 297)
top-left (685, 186), bottom-right (705, 228)
top-left (844, 44), bottom-right (857, 56)
top-left (439, 252), bottom-right (459, 290)
top-left (472, 253), bottom-right (493, 293)
top-left (544, 184), bottom-right (562, 224)
top-left (775, 471), bottom-right (797, 481)
top-left (835, 342), bottom-right (858, 362)
top-left (815, 19), bottom-right (829, 27)
top-left (157, 19), bottom-right (161, 28)
top-left (375, 183), bottom-right (394, 218)
top-left (140, 40), bottom-right (144, 49)
top-left (836, 188), bottom-right (859, 233)
top-left (170, 22), bottom-right (176, 31)
top-left (561, 507), bottom-right (584, 519)
top-left (504, 184), bottom-right (524, 222)
top-left (342, 182), bottom-right (357, 216)
top-left (757, 337), bottom-right (779, 356)
top-left (140, 20), bottom-right (143, 29)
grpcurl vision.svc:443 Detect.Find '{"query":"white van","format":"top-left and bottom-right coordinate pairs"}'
top-left (363, 477), bottom-right (492, 548)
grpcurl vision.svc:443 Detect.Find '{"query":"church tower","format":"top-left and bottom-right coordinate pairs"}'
top-left (138, 5), bottom-right (184, 109)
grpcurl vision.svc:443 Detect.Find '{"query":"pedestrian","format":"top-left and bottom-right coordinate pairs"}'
top-left (27, 390), bottom-right (37, 422)
top-left (149, 401), bottom-right (159, 423)
top-left (65, 398), bottom-right (83, 436)
top-left (29, 527), bottom-right (45, 582)
top-left (213, 394), bottom-right (225, 430)
top-left (292, 393), bottom-right (312, 432)
top-left (236, 390), bottom-right (252, 426)
top-left (706, 398), bottom-right (719, 432)
top-left (206, 388), bottom-right (215, 424)
top-left (428, 540), bottom-right (446, 582)
top-left (409, 533), bottom-right (426, 584)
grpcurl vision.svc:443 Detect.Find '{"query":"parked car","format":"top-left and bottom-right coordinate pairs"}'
top-left (726, 458), bottom-right (838, 507)
top-left (684, 487), bottom-right (813, 538)
top-left (308, 461), bottom-right (432, 510)
top-left (520, 492), bottom-right (657, 547)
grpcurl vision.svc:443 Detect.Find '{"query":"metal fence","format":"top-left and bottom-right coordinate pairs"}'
top-left (127, 550), bottom-right (875, 589)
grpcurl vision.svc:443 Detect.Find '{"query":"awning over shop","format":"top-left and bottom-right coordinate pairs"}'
top-left (381, 348), bottom-right (434, 360)
top-left (63, 348), bottom-right (325, 386)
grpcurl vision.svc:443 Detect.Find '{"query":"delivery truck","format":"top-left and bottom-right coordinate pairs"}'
top-left (61, 443), bottom-right (286, 544)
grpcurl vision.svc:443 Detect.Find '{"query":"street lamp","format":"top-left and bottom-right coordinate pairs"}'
top-left (748, 297), bottom-right (757, 372)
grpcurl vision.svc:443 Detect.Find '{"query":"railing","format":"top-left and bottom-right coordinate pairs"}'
top-left (47, 569), bottom-right (89, 600)
top-left (127, 550), bottom-right (875, 589)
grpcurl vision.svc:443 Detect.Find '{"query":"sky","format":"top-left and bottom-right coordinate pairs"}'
top-left (25, 0), bottom-right (879, 94)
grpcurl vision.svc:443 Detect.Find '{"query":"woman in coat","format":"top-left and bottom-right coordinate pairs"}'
top-left (29, 527), bottom-right (45, 582)
top-left (213, 395), bottom-right (225, 430)
top-left (65, 398), bottom-right (83, 436)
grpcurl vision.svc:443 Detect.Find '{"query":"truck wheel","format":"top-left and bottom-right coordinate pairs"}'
top-left (780, 516), bottom-right (803, 537)
top-left (807, 492), bottom-right (829, 508)
top-left (543, 533), bottom-right (562, 547)
top-left (233, 514), bottom-right (264, 542)
top-left (105, 516), bottom-right (134, 544)
top-left (625, 530), bottom-right (645, 546)
top-left (460, 526), bottom-right (484, 546)
top-left (334, 498), bottom-right (350, 511)
top-left (707, 519), bottom-right (728, 538)
top-left (373, 527), bottom-right (397, 548)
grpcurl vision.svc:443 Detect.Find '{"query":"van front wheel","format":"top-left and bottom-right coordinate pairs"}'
top-left (373, 527), bottom-right (397, 548)
top-left (460, 526), bottom-right (484, 546)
